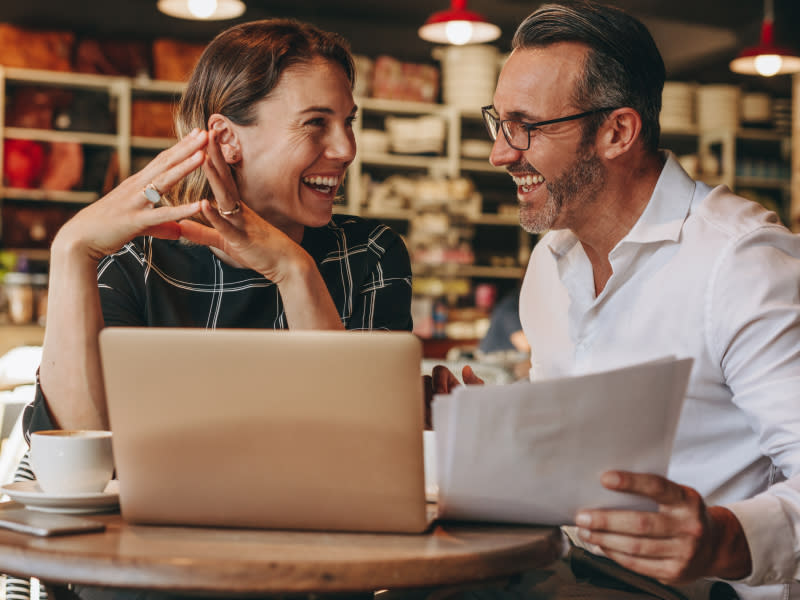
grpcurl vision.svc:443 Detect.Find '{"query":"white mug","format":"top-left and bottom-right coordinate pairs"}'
top-left (30, 430), bottom-right (114, 495)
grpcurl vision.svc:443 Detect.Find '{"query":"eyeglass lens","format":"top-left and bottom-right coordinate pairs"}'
top-left (482, 107), bottom-right (530, 151)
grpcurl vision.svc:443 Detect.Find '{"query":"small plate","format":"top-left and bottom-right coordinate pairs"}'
top-left (1, 480), bottom-right (119, 514)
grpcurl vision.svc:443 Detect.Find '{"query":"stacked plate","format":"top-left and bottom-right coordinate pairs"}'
top-left (434, 44), bottom-right (500, 111)
top-left (385, 115), bottom-right (446, 154)
top-left (740, 92), bottom-right (772, 126)
top-left (772, 97), bottom-right (791, 134)
top-left (352, 54), bottom-right (373, 98)
top-left (660, 81), bottom-right (695, 130)
top-left (696, 84), bottom-right (740, 132)
top-left (359, 129), bottom-right (389, 154)
top-left (461, 139), bottom-right (493, 158)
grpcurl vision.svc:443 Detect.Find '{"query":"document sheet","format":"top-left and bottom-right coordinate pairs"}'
top-left (432, 357), bottom-right (693, 525)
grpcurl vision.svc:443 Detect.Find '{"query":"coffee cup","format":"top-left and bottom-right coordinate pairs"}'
top-left (30, 430), bottom-right (114, 495)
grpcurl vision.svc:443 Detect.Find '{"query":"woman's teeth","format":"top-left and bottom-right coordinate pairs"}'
top-left (302, 176), bottom-right (339, 191)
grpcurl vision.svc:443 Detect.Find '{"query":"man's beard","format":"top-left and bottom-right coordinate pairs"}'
top-left (519, 144), bottom-right (606, 234)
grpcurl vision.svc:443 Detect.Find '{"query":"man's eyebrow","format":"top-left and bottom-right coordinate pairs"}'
top-left (505, 109), bottom-right (539, 121)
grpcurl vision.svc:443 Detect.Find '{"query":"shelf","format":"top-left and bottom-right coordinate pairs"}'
top-left (469, 214), bottom-right (519, 226)
top-left (363, 209), bottom-right (415, 220)
top-left (412, 263), bottom-right (524, 279)
top-left (4, 127), bottom-right (118, 147)
top-left (735, 176), bottom-right (790, 190)
top-left (736, 128), bottom-right (787, 142)
top-left (1, 66), bottom-right (122, 91)
top-left (460, 159), bottom-right (503, 174)
top-left (363, 210), bottom-right (519, 227)
top-left (360, 151), bottom-right (449, 170)
top-left (0, 323), bottom-right (45, 357)
top-left (0, 188), bottom-right (98, 204)
top-left (131, 136), bottom-right (176, 150)
top-left (131, 79), bottom-right (185, 95)
top-left (661, 124), bottom-right (699, 137)
top-left (2, 248), bottom-right (50, 261)
top-left (457, 107), bottom-right (484, 120)
top-left (359, 97), bottom-right (446, 115)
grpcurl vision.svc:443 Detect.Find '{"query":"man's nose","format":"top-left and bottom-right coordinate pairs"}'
top-left (489, 132), bottom-right (522, 167)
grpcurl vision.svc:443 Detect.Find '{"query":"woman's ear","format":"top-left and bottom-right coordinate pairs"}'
top-left (597, 107), bottom-right (641, 160)
top-left (207, 113), bottom-right (242, 164)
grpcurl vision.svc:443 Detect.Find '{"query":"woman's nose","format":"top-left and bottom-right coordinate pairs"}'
top-left (327, 126), bottom-right (357, 165)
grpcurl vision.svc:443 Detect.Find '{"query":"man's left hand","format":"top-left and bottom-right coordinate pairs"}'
top-left (574, 471), bottom-right (752, 585)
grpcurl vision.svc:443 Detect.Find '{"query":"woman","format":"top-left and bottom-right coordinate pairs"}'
top-left (24, 19), bottom-right (412, 435)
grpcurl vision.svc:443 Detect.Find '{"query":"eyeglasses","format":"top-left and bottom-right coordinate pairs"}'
top-left (481, 105), bottom-right (618, 151)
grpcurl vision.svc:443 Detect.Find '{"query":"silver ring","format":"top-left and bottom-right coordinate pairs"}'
top-left (143, 183), bottom-right (162, 204)
top-left (219, 201), bottom-right (241, 216)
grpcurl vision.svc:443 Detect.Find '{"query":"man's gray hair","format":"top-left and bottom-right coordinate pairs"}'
top-left (512, 1), bottom-right (665, 152)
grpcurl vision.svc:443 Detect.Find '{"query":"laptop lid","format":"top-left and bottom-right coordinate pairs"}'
top-left (99, 327), bottom-right (429, 533)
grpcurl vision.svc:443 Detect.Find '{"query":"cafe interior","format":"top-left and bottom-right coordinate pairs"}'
top-left (0, 0), bottom-right (799, 358)
top-left (0, 0), bottom-right (799, 597)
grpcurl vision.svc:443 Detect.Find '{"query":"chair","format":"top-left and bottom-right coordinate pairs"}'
top-left (2, 423), bottom-right (47, 600)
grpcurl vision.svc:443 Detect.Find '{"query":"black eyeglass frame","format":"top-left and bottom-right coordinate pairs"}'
top-left (481, 105), bottom-right (619, 151)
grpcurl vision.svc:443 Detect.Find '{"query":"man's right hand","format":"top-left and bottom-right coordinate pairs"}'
top-left (424, 365), bottom-right (484, 429)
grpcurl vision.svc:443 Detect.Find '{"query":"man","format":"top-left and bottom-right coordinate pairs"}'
top-left (432, 2), bottom-right (800, 599)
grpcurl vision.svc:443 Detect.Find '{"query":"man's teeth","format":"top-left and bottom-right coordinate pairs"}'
top-left (302, 176), bottom-right (339, 187)
top-left (512, 174), bottom-right (544, 187)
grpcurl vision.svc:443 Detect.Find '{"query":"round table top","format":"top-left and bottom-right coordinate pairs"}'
top-left (0, 511), bottom-right (564, 596)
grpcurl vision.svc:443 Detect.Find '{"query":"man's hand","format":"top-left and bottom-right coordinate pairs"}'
top-left (574, 471), bottom-right (752, 585)
top-left (423, 365), bottom-right (484, 429)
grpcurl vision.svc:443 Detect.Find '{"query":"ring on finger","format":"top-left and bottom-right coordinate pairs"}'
top-left (143, 183), bottom-right (162, 204)
top-left (219, 201), bottom-right (241, 217)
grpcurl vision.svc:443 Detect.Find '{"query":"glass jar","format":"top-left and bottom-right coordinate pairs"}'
top-left (31, 273), bottom-right (49, 326)
top-left (3, 272), bottom-right (35, 325)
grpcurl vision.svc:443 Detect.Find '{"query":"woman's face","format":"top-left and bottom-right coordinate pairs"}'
top-left (232, 57), bottom-right (357, 236)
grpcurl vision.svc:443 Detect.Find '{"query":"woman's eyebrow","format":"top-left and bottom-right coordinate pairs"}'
top-left (299, 105), bottom-right (359, 117)
top-left (299, 106), bottom-right (335, 114)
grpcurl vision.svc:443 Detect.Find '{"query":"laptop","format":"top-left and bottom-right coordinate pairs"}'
top-left (98, 327), bottom-right (431, 533)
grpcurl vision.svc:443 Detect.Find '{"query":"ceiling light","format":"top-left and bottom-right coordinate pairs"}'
top-left (729, 0), bottom-right (800, 76)
top-left (157, 0), bottom-right (246, 21)
top-left (418, 0), bottom-right (501, 46)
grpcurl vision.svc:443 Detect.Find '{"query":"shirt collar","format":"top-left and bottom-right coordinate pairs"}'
top-left (546, 151), bottom-right (695, 258)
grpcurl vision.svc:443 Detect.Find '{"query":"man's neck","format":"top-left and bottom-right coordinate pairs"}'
top-left (573, 152), bottom-right (666, 296)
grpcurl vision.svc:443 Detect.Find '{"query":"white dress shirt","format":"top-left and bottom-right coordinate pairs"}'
top-left (520, 152), bottom-right (800, 600)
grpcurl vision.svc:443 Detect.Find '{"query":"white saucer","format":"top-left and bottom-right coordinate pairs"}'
top-left (0, 480), bottom-right (119, 514)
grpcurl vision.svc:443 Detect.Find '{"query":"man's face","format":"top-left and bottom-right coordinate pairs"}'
top-left (489, 42), bottom-right (606, 234)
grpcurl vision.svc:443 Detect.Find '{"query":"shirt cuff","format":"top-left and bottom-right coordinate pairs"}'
top-left (726, 492), bottom-right (798, 585)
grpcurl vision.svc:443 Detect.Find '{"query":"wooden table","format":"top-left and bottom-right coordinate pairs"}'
top-left (0, 511), bottom-right (563, 597)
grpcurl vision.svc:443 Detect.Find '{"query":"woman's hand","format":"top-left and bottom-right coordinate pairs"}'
top-left (177, 129), bottom-right (306, 283)
top-left (53, 129), bottom-right (208, 262)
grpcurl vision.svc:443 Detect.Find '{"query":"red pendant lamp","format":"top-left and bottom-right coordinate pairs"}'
top-left (729, 0), bottom-right (800, 76)
top-left (418, 0), bottom-right (501, 46)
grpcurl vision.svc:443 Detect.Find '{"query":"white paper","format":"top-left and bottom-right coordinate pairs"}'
top-left (432, 356), bottom-right (693, 526)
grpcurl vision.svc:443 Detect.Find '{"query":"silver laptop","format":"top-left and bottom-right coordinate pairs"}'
top-left (99, 327), bottom-right (430, 533)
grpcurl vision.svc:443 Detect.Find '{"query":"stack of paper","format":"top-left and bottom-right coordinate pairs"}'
top-left (432, 357), bottom-right (693, 525)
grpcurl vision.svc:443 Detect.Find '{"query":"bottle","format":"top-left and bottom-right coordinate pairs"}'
top-left (432, 298), bottom-right (449, 339)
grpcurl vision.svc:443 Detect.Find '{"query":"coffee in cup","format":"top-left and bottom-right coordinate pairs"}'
top-left (30, 430), bottom-right (114, 495)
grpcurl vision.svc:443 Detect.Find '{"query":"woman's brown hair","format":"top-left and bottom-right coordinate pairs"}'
top-left (167, 18), bottom-right (355, 207)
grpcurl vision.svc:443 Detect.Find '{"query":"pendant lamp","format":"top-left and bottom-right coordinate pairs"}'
top-left (418, 0), bottom-right (501, 46)
top-left (729, 0), bottom-right (800, 76)
top-left (157, 0), bottom-right (245, 20)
